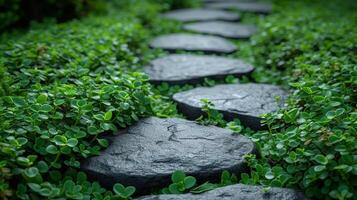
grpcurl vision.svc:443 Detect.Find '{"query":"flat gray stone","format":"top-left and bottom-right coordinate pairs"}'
top-left (135, 184), bottom-right (309, 200)
top-left (173, 84), bottom-right (288, 130)
top-left (162, 8), bottom-right (240, 22)
top-left (206, 2), bottom-right (272, 14)
top-left (184, 21), bottom-right (256, 39)
top-left (144, 54), bottom-right (254, 85)
top-left (81, 117), bottom-right (255, 192)
top-left (149, 33), bottom-right (237, 54)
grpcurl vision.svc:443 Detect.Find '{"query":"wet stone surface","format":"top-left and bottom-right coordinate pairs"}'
top-left (81, 117), bottom-right (255, 192)
top-left (162, 8), bottom-right (240, 22)
top-left (135, 184), bottom-right (309, 200)
top-left (173, 84), bottom-right (288, 130)
top-left (184, 21), bottom-right (257, 39)
top-left (206, 2), bottom-right (272, 14)
top-left (149, 33), bottom-right (237, 54)
top-left (144, 54), bottom-right (254, 85)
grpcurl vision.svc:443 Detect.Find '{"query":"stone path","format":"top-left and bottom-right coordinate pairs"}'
top-left (173, 84), bottom-right (287, 130)
top-left (83, 1), bottom-right (308, 199)
top-left (149, 33), bottom-right (237, 54)
top-left (162, 8), bottom-right (240, 22)
top-left (205, 2), bottom-right (272, 14)
top-left (82, 117), bottom-right (255, 192)
top-left (144, 54), bottom-right (254, 85)
top-left (184, 21), bottom-right (256, 39)
top-left (135, 184), bottom-right (309, 200)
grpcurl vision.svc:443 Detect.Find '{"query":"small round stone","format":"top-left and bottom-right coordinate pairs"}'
top-left (149, 33), bottom-right (237, 54)
top-left (184, 21), bottom-right (256, 39)
top-left (144, 54), bottom-right (254, 85)
top-left (206, 2), bottom-right (272, 14)
top-left (173, 84), bottom-right (288, 130)
top-left (81, 117), bottom-right (255, 192)
top-left (162, 8), bottom-right (240, 22)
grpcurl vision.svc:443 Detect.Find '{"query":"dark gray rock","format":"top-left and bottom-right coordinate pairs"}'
top-left (173, 84), bottom-right (288, 130)
top-left (149, 33), bottom-right (237, 54)
top-left (135, 184), bottom-right (309, 200)
top-left (144, 54), bottom-right (254, 85)
top-left (81, 117), bottom-right (255, 192)
top-left (162, 8), bottom-right (240, 22)
top-left (184, 21), bottom-right (256, 39)
top-left (206, 2), bottom-right (272, 14)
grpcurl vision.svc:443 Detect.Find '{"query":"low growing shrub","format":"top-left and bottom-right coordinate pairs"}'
top-left (239, 0), bottom-right (357, 199)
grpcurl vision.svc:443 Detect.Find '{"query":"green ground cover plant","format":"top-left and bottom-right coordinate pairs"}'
top-left (194, 0), bottom-right (357, 199)
top-left (0, 0), bottom-right (189, 199)
top-left (1, 0), bottom-right (356, 199)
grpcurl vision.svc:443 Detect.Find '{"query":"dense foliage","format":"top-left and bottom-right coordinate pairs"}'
top-left (1, 0), bottom-right (356, 199)
top-left (236, 1), bottom-right (357, 199)
top-left (0, 0), bottom-right (185, 199)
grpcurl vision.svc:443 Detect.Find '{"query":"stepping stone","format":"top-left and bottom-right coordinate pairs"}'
top-left (161, 8), bottom-right (240, 22)
top-left (206, 2), bottom-right (272, 14)
top-left (135, 184), bottom-right (309, 200)
top-left (149, 33), bottom-right (237, 54)
top-left (184, 21), bottom-right (256, 39)
top-left (81, 117), bottom-right (255, 192)
top-left (173, 84), bottom-right (288, 130)
top-left (144, 54), bottom-right (254, 85)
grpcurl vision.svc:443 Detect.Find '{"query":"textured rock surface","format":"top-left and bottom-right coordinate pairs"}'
top-left (135, 184), bottom-right (309, 200)
top-left (206, 2), bottom-right (272, 14)
top-left (149, 33), bottom-right (237, 54)
top-left (173, 84), bottom-right (288, 130)
top-left (144, 54), bottom-right (254, 85)
top-left (184, 21), bottom-right (256, 39)
top-left (81, 117), bottom-right (255, 192)
top-left (162, 8), bottom-right (240, 22)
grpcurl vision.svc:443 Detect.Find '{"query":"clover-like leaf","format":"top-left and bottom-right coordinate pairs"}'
top-left (171, 170), bottom-right (185, 183)
top-left (183, 176), bottom-right (196, 189)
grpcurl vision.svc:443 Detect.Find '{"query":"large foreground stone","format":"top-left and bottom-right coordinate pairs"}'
top-left (144, 54), bottom-right (254, 85)
top-left (184, 21), bottom-right (256, 39)
top-left (135, 184), bottom-right (309, 200)
top-left (81, 117), bottom-right (255, 192)
top-left (206, 2), bottom-right (272, 14)
top-left (149, 33), bottom-right (237, 54)
top-left (162, 8), bottom-right (240, 22)
top-left (173, 84), bottom-right (288, 130)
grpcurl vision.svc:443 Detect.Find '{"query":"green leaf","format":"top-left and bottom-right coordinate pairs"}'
top-left (37, 161), bottom-right (49, 173)
top-left (183, 176), bottom-right (196, 189)
top-left (11, 97), bottom-right (27, 107)
top-left (104, 111), bottom-right (113, 121)
top-left (67, 138), bottom-right (78, 147)
top-left (36, 94), bottom-right (48, 104)
top-left (172, 170), bottom-right (185, 183)
top-left (27, 183), bottom-right (41, 192)
top-left (265, 171), bottom-right (275, 180)
top-left (122, 186), bottom-right (135, 198)
top-left (314, 165), bottom-right (326, 172)
top-left (53, 135), bottom-right (67, 146)
top-left (40, 104), bottom-right (53, 112)
top-left (24, 167), bottom-right (39, 178)
top-left (313, 154), bottom-right (328, 165)
top-left (46, 145), bottom-right (58, 154)
top-left (113, 183), bottom-right (125, 195)
top-left (97, 138), bottom-right (109, 147)
top-left (191, 182), bottom-right (217, 194)
top-left (168, 183), bottom-right (181, 194)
